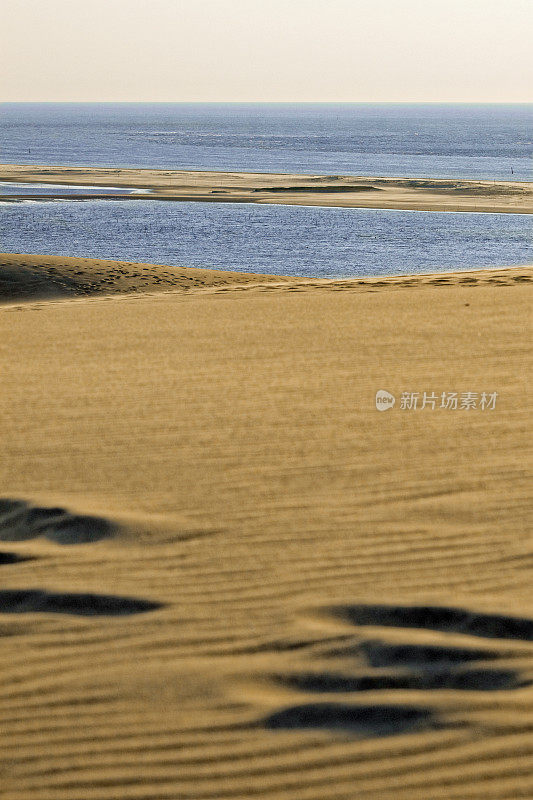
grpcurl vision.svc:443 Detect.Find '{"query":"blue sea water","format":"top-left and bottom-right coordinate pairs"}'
top-left (1, 103), bottom-right (532, 180)
top-left (1, 104), bottom-right (531, 277)
top-left (1, 200), bottom-right (530, 278)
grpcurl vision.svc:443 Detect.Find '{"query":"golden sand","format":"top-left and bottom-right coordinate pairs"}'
top-left (0, 254), bottom-right (532, 800)
top-left (2, 164), bottom-right (533, 213)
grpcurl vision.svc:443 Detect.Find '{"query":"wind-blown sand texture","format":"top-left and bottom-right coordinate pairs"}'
top-left (2, 164), bottom-right (533, 213)
top-left (0, 254), bottom-right (532, 800)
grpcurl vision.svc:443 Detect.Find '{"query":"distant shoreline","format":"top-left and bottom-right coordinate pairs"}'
top-left (1, 164), bottom-right (532, 214)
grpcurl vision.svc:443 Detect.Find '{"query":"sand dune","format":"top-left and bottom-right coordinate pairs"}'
top-left (1, 252), bottom-right (531, 304)
top-left (0, 252), bottom-right (294, 303)
top-left (2, 164), bottom-right (533, 213)
top-left (0, 256), bottom-right (532, 799)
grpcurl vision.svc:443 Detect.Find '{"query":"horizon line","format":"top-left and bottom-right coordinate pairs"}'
top-left (2, 100), bottom-right (532, 105)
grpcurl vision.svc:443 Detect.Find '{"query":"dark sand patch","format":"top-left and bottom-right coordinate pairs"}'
top-left (0, 590), bottom-right (163, 617)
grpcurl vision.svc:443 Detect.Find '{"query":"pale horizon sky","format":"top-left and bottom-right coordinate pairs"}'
top-left (2, 0), bottom-right (532, 103)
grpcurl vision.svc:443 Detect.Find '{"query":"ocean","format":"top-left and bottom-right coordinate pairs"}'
top-left (1, 103), bottom-right (532, 180)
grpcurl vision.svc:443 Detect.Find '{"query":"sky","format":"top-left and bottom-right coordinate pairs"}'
top-left (2, 0), bottom-right (532, 102)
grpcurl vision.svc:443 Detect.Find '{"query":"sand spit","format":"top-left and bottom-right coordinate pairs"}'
top-left (0, 256), bottom-right (532, 799)
top-left (1, 164), bottom-right (533, 213)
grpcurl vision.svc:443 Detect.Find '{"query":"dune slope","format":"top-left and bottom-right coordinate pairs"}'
top-left (0, 261), bottom-right (532, 800)
top-left (0, 252), bottom-right (292, 302)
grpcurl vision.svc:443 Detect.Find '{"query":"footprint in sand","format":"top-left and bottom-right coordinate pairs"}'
top-left (0, 501), bottom-right (164, 619)
top-left (265, 702), bottom-right (437, 736)
top-left (0, 498), bottom-right (115, 544)
top-left (258, 603), bottom-right (533, 738)
top-left (0, 589), bottom-right (163, 617)
top-left (0, 551), bottom-right (33, 565)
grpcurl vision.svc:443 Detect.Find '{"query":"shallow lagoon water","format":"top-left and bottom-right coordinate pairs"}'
top-left (0, 182), bottom-right (147, 196)
top-left (1, 199), bottom-right (531, 278)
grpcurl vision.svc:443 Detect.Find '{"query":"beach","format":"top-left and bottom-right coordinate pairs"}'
top-left (2, 164), bottom-right (533, 214)
top-left (1, 254), bottom-right (532, 800)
